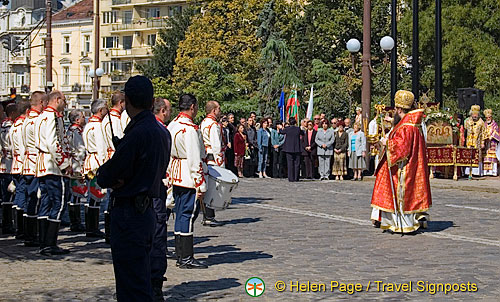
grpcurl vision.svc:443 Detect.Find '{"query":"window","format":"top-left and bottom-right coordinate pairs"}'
top-left (123, 36), bottom-right (132, 50)
top-left (168, 6), bottom-right (182, 17)
top-left (123, 11), bottom-right (133, 24)
top-left (147, 34), bottom-right (156, 46)
top-left (16, 73), bottom-right (25, 87)
top-left (103, 36), bottom-right (119, 49)
top-left (40, 38), bottom-right (46, 55)
top-left (83, 66), bottom-right (91, 84)
top-left (62, 66), bottom-right (70, 85)
top-left (147, 8), bottom-right (160, 18)
top-left (62, 36), bottom-right (70, 54)
top-left (103, 11), bottom-right (117, 24)
top-left (40, 68), bottom-right (46, 87)
top-left (83, 35), bottom-right (91, 53)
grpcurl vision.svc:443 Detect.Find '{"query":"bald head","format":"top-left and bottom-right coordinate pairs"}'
top-left (47, 90), bottom-right (66, 112)
top-left (30, 91), bottom-right (47, 111)
top-left (206, 101), bottom-right (221, 119)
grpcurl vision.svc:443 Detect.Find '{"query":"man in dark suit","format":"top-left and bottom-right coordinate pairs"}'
top-left (279, 117), bottom-right (303, 182)
top-left (301, 120), bottom-right (317, 179)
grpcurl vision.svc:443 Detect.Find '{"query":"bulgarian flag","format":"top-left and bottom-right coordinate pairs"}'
top-left (286, 87), bottom-right (299, 122)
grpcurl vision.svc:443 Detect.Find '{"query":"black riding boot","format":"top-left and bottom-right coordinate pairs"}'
top-left (86, 206), bottom-right (104, 238)
top-left (24, 217), bottom-right (39, 247)
top-left (178, 235), bottom-right (207, 269)
top-left (151, 278), bottom-right (165, 302)
top-left (40, 220), bottom-right (70, 256)
top-left (14, 208), bottom-right (25, 239)
top-left (69, 204), bottom-right (85, 232)
top-left (174, 234), bottom-right (182, 266)
top-left (38, 218), bottom-right (49, 251)
top-left (2, 203), bottom-right (15, 234)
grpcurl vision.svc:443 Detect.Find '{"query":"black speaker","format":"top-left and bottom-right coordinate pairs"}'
top-left (457, 88), bottom-right (484, 110)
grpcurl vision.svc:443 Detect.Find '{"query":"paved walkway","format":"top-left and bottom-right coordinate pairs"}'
top-left (1, 177), bottom-right (499, 301)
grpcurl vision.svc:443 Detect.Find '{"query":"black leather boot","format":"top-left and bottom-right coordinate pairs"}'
top-left (174, 235), bottom-right (182, 266)
top-left (178, 235), bottom-right (207, 269)
top-left (38, 218), bottom-right (49, 251)
top-left (24, 217), bottom-right (39, 247)
top-left (151, 278), bottom-right (165, 302)
top-left (15, 209), bottom-right (25, 239)
top-left (104, 211), bottom-right (110, 244)
top-left (69, 204), bottom-right (85, 232)
top-left (86, 206), bottom-right (104, 238)
top-left (40, 220), bottom-right (70, 256)
top-left (2, 203), bottom-right (15, 235)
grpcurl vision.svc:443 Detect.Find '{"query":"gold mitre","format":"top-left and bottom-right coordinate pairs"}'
top-left (394, 90), bottom-right (414, 109)
top-left (484, 109), bottom-right (493, 117)
top-left (470, 105), bottom-right (481, 114)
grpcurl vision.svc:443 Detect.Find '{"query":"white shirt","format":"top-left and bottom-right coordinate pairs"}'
top-left (167, 112), bottom-right (207, 193)
top-left (0, 118), bottom-right (13, 174)
top-left (66, 124), bottom-right (86, 177)
top-left (22, 109), bottom-right (41, 176)
top-left (200, 114), bottom-right (225, 167)
top-left (82, 115), bottom-right (107, 176)
top-left (10, 115), bottom-right (26, 175)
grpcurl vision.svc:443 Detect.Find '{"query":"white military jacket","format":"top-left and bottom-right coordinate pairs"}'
top-left (121, 110), bottom-right (130, 133)
top-left (102, 108), bottom-right (124, 159)
top-left (200, 114), bottom-right (226, 167)
top-left (22, 109), bottom-right (41, 176)
top-left (34, 106), bottom-right (71, 177)
top-left (0, 118), bottom-right (13, 173)
top-left (82, 115), bottom-right (107, 176)
top-left (10, 115), bottom-right (26, 175)
top-left (66, 124), bottom-right (86, 177)
top-left (167, 112), bottom-right (207, 193)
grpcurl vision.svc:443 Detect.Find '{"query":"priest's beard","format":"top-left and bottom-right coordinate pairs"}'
top-left (393, 114), bottom-right (402, 126)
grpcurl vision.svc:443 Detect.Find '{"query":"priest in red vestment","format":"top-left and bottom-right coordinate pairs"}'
top-left (370, 90), bottom-right (432, 234)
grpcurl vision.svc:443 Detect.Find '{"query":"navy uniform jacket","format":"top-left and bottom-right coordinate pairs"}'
top-left (97, 110), bottom-right (171, 199)
top-left (280, 126), bottom-right (303, 153)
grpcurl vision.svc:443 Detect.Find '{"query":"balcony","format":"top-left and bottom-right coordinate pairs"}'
top-left (8, 55), bottom-right (28, 65)
top-left (110, 73), bottom-right (132, 83)
top-left (111, 0), bottom-right (131, 5)
top-left (110, 18), bottom-right (167, 32)
top-left (109, 48), bottom-right (151, 59)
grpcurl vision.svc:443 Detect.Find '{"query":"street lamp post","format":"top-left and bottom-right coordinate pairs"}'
top-left (90, 68), bottom-right (105, 100)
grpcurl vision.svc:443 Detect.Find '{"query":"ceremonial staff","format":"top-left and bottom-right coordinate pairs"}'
top-left (377, 105), bottom-right (404, 236)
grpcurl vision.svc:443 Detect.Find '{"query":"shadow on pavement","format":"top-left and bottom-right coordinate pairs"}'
top-left (164, 278), bottom-right (240, 301)
top-left (232, 197), bottom-right (273, 204)
top-left (421, 220), bottom-right (455, 233)
top-left (204, 250), bottom-right (272, 266)
top-left (222, 217), bottom-right (261, 225)
top-left (194, 244), bottom-right (240, 254)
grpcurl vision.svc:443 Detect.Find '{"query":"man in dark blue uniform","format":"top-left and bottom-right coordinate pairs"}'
top-left (97, 76), bottom-right (171, 302)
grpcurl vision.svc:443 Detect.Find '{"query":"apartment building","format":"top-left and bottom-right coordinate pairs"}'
top-left (30, 0), bottom-right (94, 110)
top-left (99, 0), bottom-right (186, 92)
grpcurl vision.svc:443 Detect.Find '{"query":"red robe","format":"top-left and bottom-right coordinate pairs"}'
top-left (371, 109), bottom-right (432, 214)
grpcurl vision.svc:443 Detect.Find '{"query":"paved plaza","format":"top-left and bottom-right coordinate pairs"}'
top-left (1, 177), bottom-right (500, 301)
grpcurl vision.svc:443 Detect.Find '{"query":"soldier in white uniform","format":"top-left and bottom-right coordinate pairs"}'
top-left (82, 99), bottom-right (108, 238)
top-left (0, 104), bottom-right (18, 235)
top-left (9, 99), bottom-right (30, 239)
top-left (22, 91), bottom-right (47, 246)
top-left (121, 109), bottom-right (131, 133)
top-left (34, 90), bottom-right (71, 255)
top-left (167, 94), bottom-right (208, 269)
top-left (65, 109), bottom-right (87, 233)
top-left (200, 101), bottom-right (225, 227)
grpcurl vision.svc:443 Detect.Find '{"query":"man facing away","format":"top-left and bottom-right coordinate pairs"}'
top-left (34, 90), bottom-right (72, 255)
top-left (97, 76), bottom-right (171, 302)
top-left (166, 93), bottom-right (208, 269)
top-left (370, 90), bottom-right (432, 234)
top-left (22, 91), bottom-right (48, 246)
top-left (200, 101), bottom-right (225, 227)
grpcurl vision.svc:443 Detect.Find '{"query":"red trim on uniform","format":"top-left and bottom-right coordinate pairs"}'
top-left (29, 108), bottom-right (42, 115)
top-left (206, 114), bottom-right (217, 121)
top-left (110, 108), bottom-right (121, 117)
top-left (155, 116), bottom-right (167, 128)
top-left (89, 115), bottom-right (102, 122)
top-left (177, 112), bottom-right (194, 122)
top-left (71, 124), bottom-right (84, 132)
top-left (14, 115), bottom-right (26, 123)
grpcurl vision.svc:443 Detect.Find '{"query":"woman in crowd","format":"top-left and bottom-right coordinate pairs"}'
top-left (315, 119), bottom-right (335, 180)
top-left (233, 124), bottom-right (247, 178)
top-left (270, 120), bottom-right (285, 178)
top-left (257, 119), bottom-right (271, 178)
top-left (301, 120), bottom-right (317, 179)
top-left (332, 120), bottom-right (348, 180)
top-left (348, 122), bottom-right (366, 181)
top-left (245, 118), bottom-right (258, 177)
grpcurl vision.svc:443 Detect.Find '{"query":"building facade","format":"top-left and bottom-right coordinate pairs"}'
top-left (30, 0), bottom-right (94, 110)
top-left (98, 0), bottom-right (186, 92)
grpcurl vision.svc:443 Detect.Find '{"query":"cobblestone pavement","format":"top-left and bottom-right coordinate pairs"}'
top-left (1, 177), bottom-right (500, 301)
